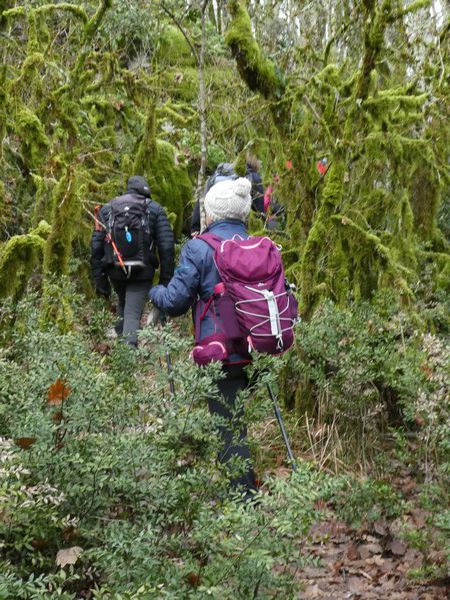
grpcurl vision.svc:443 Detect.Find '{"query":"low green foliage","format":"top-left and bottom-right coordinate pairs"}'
top-left (0, 294), bottom-right (324, 598)
top-left (328, 477), bottom-right (404, 528)
top-left (286, 293), bottom-right (449, 476)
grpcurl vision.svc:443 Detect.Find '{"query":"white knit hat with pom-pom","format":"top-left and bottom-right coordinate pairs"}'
top-left (204, 177), bottom-right (252, 223)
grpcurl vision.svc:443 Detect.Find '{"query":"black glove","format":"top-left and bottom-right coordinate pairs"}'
top-left (95, 276), bottom-right (111, 299)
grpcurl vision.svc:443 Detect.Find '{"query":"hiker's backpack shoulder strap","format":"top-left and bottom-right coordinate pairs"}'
top-left (98, 200), bottom-right (113, 230)
top-left (196, 233), bottom-right (223, 252)
top-left (144, 197), bottom-right (153, 224)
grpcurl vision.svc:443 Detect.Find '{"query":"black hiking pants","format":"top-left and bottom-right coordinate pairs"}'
top-left (208, 364), bottom-right (257, 493)
top-left (111, 279), bottom-right (152, 347)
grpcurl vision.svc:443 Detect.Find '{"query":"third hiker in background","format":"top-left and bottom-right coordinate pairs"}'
top-left (245, 153), bottom-right (264, 216)
top-left (190, 153), bottom-right (265, 235)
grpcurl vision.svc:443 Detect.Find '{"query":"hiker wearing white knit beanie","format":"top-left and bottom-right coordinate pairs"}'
top-left (150, 174), bottom-right (258, 500)
top-left (204, 177), bottom-right (252, 224)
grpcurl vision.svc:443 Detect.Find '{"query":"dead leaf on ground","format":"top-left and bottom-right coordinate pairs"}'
top-left (373, 519), bottom-right (389, 537)
top-left (93, 342), bottom-right (111, 355)
top-left (346, 544), bottom-right (360, 561)
top-left (409, 508), bottom-right (428, 528)
top-left (15, 437), bottom-right (36, 449)
top-left (48, 378), bottom-right (71, 406)
top-left (347, 576), bottom-right (368, 594)
top-left (388, 539), bottom-right (407, 556)
top-left (31, 538), bottom-right (48, 549)
top-left (52, 411), bottom-right (64, 423)
top-left (302, 583), bottom-right (323, 598)
top-left (313, 499), bottom-right (328, 512)
top-left (359, 543), bottom-right (383, 559)
top-left (56, 546), bottom-right (83, 568)
top-left (400, 478), bottom-right (417, 495)
top-left (63, 526), bottom-right (80, 543)
top-left (365, 554), bottom-right (384, 567)
top-left (185, 572), bottom-right (200, 587)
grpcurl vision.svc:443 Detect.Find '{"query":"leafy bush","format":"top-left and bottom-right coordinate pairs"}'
top-left (286, 294), bottom-right (450, 476)
top-left (0, 294), bottom-right (323, 598)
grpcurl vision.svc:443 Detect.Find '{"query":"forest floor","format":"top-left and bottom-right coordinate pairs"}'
top-left (261, 462), bottom-right (449, 599)
top-left (294, 512), bottom-right (448, 599)
top-left (3, 300), bottom-right (448, 598)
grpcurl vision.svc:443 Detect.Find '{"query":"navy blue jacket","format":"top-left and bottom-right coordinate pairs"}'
top-left (150, 219), bottom-right (249, 361)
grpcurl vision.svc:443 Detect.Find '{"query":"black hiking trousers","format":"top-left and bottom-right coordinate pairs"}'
top-left (208, 364), bottom-right (257, 494)
top-left (111, 279), bottom-right (152, 347)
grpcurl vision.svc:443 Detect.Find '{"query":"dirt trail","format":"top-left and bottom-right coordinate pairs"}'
top-left (292, 512), bottom-right (449, 599)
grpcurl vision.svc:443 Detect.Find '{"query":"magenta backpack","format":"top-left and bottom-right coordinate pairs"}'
top-left (192, 234), bottom-right (298, 365)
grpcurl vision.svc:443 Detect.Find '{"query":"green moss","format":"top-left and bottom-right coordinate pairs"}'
top-left (31, 175), bottom-right (56, 226)
top-left (0, 0), bottom-right (14, 31)
top-left (133, 105), bottom-right (193, 237)
top-left (134, 103), bottom-right (157, 169)
top-left (157, 25), bottom-right (195, 67)
top-left (234, 149), bottom-right (247, 177)
top-left (41, 276), bottom-right (74, 333)
top-left (156, 104), bottom-right (190, 127)
top-left (43, 168), bottom-right (81, 277)
top-left (141, 139), bottom-right (192, 238)
top-left (0, 65), bottom-right (6, 157)
top-left (3, 3), bottom-right (87, 21)
top-left (0, 220), bottom-right (51, 299)
top-left (36, 3), bottom-right (88, 21)
top-left (68, 0), bottom-right (112, 94)
top-left (15, 107), bottom-right (50, 167)
top-left (160, 67), bottom-right (198, 103)
top-left (225, 0), bottom-right (285, 101)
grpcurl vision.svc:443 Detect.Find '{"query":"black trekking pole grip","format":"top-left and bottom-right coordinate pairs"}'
top-left (165, 350), bottom-right (175, 395)
top-left (267, 383), bottom-right (297, 472)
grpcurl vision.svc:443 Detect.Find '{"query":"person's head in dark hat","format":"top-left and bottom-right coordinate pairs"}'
top-left (126, 176), bottom-right (151, 198)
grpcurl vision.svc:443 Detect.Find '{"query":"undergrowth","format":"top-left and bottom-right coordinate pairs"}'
top-left (0, 293), bottom-right (324, 599)
top-left (1, 289), bottom-right (448, 596)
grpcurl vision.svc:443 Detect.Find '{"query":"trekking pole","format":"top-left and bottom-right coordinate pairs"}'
top-left (165, 349), bottom-right (175, 395)
top-left (267, 383), bottom-right (297, 472)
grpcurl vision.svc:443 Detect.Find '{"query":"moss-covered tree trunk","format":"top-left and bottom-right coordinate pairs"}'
top-left (226, 0), bottom-right (448, 317)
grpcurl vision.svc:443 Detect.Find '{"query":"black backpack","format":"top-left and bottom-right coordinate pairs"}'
top-left (103, 194), bottom-right (152, 267)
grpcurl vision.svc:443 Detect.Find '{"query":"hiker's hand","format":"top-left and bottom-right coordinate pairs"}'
top-left (95, 276), bottom-right (111, 299)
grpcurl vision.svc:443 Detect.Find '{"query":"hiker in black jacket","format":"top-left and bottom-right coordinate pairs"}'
top-left (91, 176), bottom-right (174, 347)
top-left (245, 154), bottom-right (264, 215)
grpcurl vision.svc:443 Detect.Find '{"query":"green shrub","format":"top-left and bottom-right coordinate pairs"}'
top-left (287, 293), bottom-right (450, 476)
top-left (0, 294), bottom-right (322, 598)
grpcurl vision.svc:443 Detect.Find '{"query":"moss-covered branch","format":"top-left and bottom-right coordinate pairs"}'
top-left (66, 0), bottom-right (112, 94)
top-left (0, 221), bottom-right (51, 299)
top-left (43, 168), bottom-right (80, 277)
top-left (2, 3), bottom-right (87, 22)
top-left (225, 0), bottom-right (285, 101)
